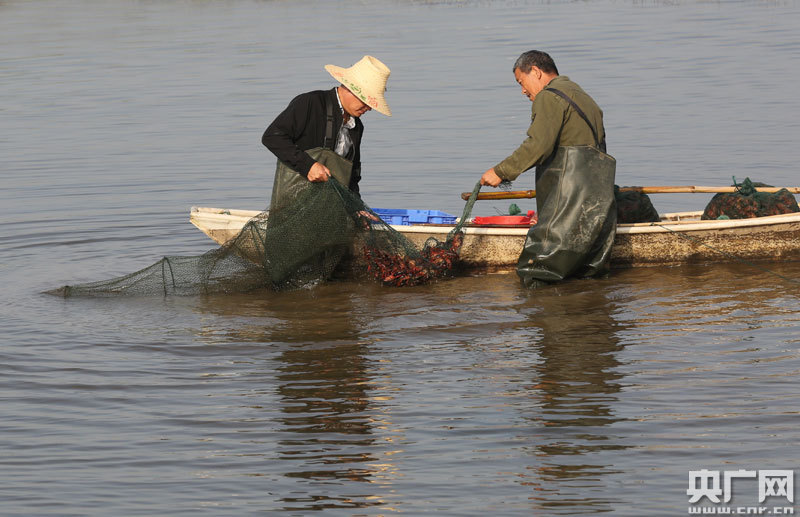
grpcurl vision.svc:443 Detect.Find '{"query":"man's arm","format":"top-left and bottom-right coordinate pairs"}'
top-left (262, 93), bottom-right (318, 176)
top-left (492, 96), bottom-right (564, 182)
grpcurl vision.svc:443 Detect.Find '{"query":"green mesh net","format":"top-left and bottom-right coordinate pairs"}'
top-left (614, 185), bottom-right (660, 224)
top-left (701, 177), bottom-right (799, 220)
top-left (48, 180), bottom-right (482, 297)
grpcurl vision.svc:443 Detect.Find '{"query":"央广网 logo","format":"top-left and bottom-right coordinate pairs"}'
top-left (688, 469), bottom-right (795, 515)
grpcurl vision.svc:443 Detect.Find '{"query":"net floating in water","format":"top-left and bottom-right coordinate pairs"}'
top-left (49, 180), bottom-right (482, 297)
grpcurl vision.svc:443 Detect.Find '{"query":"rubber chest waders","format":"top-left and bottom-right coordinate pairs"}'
top-left (264, 94), bottom-right (357, 286)
top-left (516, 88), bottom-right (617, 287)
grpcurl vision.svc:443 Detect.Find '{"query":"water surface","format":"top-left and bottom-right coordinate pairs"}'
top-left (2, 1), bottom-right (800, 514)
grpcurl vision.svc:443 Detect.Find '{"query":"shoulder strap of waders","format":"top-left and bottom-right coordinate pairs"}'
top-left (322, 91), bottom-right (335, 151)
top-left (545, 87), bottom-right (606, 153)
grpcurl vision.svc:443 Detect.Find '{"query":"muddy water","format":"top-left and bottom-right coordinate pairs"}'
top-left (2, 1), bottom-right (800, 514)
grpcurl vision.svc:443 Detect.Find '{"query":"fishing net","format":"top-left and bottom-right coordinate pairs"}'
top-left (614, 185), bottom-right (660, 224)
top-left (701, 178), bottom-right (799, 220)
top-left (48, 180), bottom-right (482, 297)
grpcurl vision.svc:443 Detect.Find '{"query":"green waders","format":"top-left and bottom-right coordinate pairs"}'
top-left (516, 145), bottom-right (617, 287)
top-left (269, 147), bottom-right (354, 212)
top-left (264, 96), bottom-right (356, 286)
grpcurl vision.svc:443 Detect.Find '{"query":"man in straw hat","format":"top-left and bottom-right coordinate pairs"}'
top-left (262, 55), bottom-right (391, 210)
top-left (479, 50), bottom-right (617, 288)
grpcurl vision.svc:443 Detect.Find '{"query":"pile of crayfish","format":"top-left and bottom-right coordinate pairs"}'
top-left (362, 233), bottom-right (464, 287)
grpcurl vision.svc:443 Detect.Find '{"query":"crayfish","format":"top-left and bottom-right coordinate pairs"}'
top-left (362, 232), bottom-right (464, 287)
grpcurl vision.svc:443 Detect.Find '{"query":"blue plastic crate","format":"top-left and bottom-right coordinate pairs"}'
top-left (372, 208), bottom-right (457, 226)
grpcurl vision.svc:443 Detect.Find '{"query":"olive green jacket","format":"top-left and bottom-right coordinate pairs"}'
top-left (494, 76), bottom-right (606, 181)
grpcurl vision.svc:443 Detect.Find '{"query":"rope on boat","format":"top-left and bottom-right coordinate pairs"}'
top-left (648, 222), bottom-right (800, 285)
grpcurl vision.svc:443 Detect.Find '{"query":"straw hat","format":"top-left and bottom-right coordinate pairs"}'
top-left (325, 55), bottom-right (392, 116)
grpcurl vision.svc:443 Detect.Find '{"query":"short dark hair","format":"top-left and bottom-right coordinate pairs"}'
top-left (513, 50), bottom-right (559, 75)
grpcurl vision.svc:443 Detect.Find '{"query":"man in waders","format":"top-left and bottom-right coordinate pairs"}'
top-left (480, 50), bottom-right (617, 288)
top-left (259, 56), bottom-right (392, 286)
top-left (262, 55), bottom-right (392, 209)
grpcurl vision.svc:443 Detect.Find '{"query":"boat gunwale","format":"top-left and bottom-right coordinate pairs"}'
top-left (190, 206), bottom-right (800, 236)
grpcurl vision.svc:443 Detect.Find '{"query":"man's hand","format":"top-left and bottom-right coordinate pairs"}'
top-left (358, 210), bottom-right (380, 222)
top-left (308, 162), bottom-right (331, 182)
top-left (480, 168), bottom-right (503, 187)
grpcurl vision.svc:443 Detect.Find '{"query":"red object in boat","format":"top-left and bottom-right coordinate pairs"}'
top-left (472, 210), bottom-right (537, 226)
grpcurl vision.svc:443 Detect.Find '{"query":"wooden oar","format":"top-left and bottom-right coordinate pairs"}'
top-left (461, 185), bottom-right (800, 201)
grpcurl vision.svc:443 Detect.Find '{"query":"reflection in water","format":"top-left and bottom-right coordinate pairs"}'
top-left (162, 264), bottom-right (800, 514)
top-left (191, 286), bottom-right (388, 511)
top-left (519, 282), bottom-right (628, 513)
top-left (275, 342), bottom-right (373, 475)
top-left (5, 0), bottom-right (800, 512)
top-left (275, 341), bottom-right (380, 511)
top-left (268, 292), bottom-right (389, 511)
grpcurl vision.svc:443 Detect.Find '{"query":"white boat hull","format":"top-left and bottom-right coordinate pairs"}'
top-left (189, 207), bottom-right (800, 270)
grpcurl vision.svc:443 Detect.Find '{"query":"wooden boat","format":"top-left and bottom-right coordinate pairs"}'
top-left (189, 206), bottom-right (800, 271)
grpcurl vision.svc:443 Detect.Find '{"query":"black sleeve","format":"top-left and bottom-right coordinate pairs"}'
top-left (349, 163), bottom-right (362, 197)
top-left (347, 120), bottom-right (364, 197)
top-left (261, 93), bottom-right (317, 176)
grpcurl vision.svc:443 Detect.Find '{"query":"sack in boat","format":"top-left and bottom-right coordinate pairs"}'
top-left (701, 178), bottom-right (799, 220)
top-left (614, 185), bottom-right (660, 224)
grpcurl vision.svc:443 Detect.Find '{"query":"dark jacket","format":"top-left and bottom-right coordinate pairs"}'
top-left (262, 88), bottom-right (364, 194)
